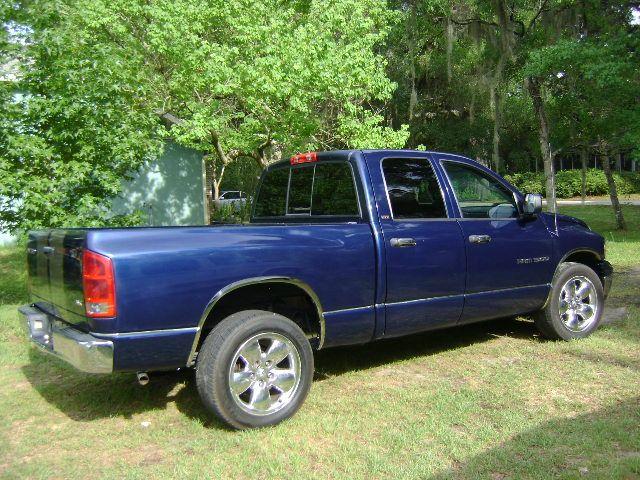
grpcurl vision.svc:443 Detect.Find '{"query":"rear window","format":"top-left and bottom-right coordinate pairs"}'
top-left (253, 168), bottom-right (289, 217)
top-left (253, 162), bottom-right (360, 219)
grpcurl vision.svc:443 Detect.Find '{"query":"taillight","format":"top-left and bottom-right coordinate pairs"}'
top-left (290, 151), bottom-right (318, 165)
top-left (82, 249), bottom-right (116, 318)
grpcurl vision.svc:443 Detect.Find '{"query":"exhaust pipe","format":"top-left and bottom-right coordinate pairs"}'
top-left (136, 372), bottom-right (149, 386)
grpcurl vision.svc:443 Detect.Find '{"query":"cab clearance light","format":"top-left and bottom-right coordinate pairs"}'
top-left (290, 152), bottom-right (318, 165)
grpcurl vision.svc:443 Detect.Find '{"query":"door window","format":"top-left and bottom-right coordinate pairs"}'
top-left (442, 162), bottom-right (517, 219)
top-left (382, 158), bottom-right (447, 219)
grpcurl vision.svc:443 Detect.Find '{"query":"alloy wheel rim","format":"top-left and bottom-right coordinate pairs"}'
top-left (558, 275), bottom-right (598, 332)
top-left (228, 332), bottom-right (302, 416)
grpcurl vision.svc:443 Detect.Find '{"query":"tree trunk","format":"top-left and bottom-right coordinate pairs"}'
top-left (210, 163), bottom-right (226, 202)
top-left (525, 77), bottom-right (556, 213)
top-left (489, 85), bottom-right (501, 173)
top-left (600, 146), bottom-right (626, 230)
top-left (408, 1), bottom-right (418, 120)
top-left (469, 90), bottom-right (475, 124)
top-left (446, 17), bottom-right (453, 83)
top-left (204, 156), bottom-right (215, 222)
top-left (580, 147), bottom-right (588, 205)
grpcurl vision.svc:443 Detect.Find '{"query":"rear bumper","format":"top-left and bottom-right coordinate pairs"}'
top-left (597, 260), bottom-right (613, 299)
top-left (19, 305), bottom-right (113, 374)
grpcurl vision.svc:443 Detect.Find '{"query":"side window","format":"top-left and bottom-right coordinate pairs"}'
top-left (253, 168), bottom-right (289, 217)
top-left (312, 163), bottom-right (359, 216)
top-left (442, 161), bottom-right (517, 219)
top-left (382, 158), bottom-right (447, 219)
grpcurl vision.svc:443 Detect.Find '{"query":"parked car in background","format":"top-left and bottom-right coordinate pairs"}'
top-left (216, 190), bottom-right (248, 210)
top-left (19, 149), bottom-right (612, 429)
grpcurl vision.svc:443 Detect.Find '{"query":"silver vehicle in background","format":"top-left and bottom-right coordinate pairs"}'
top-left (216, 191), bottom-right (248, 210)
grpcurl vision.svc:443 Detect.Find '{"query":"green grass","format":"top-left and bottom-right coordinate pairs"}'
top-left (560, 204), bottom-right (640, 269)
top-left (0, 206), bottom-right (639, 479)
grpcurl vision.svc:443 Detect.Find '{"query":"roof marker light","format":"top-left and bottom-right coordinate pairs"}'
top-left (290, 152), bottom-right (318, 165)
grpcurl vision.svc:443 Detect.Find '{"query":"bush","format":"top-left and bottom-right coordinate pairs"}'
top-left (210, 201), bottom-right (252, 224)
top-left (504, 169), bottom-right (640, 198)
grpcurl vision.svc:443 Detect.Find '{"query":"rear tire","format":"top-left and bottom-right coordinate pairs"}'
top-left (196, 310), bottom-right (314, 429)
top-left (534, 262), bottom-right (604, 340)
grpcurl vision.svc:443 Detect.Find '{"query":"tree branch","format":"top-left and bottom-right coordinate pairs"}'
top-left (527, 0), bottom-right (549, 33)
top-left (211, 131), bottom-right (230, 165)
top-left (154, 110), bottom-right (183, 128)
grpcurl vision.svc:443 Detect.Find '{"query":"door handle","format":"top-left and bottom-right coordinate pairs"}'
top-left (390, 237), bottom-right (417, 248)
top-left (468, 234), bottom-right (491, 244)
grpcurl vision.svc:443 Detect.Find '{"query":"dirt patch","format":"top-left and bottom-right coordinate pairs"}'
top-left (119, 444), bottom-right (166, 468)
top-left (602, 306), bottom-right (630, 325)
top-left (603, 268), bottom-right (640, 315)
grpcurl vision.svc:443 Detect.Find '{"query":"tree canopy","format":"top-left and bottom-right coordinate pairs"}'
top-left (1, 0), bottom-right (638, 231)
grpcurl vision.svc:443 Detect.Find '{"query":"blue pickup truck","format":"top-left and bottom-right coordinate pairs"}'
top-left (20, 149), bottom-right (612, 428)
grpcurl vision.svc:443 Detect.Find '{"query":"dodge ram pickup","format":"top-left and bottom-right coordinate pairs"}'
top-left (20, 149), bottom-right (613, 429)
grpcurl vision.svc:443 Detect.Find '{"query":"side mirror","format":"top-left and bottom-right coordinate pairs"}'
top-left (523, 193), bottom-right (543, 216)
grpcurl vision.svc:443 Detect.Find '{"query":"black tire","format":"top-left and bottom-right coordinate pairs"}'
top-left (196, 310), bottom-right (314, 429)
top-left (534, 262), bottom-right (604, 340)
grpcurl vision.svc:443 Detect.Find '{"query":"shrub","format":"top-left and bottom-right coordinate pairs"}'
top-left (210, 201), bottom-right (252, 224)
top-left (504, 169), bottom-right (640, 198)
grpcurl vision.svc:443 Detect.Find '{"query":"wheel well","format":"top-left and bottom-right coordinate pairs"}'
top-left (194, 282), bottom-right (323, 359)
top-left (562, 250), bottom-right (603, 281)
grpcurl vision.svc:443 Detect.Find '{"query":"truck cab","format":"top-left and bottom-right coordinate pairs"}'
top-left (20, 149), bottom-right (612, 429)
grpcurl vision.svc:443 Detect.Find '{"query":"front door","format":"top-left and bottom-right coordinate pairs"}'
top-left (378, 156), bottom-right (466, 337)
top-left (439, 158), bottom-right (554, 323)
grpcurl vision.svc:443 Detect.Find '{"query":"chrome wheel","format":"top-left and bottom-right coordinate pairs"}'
top-left (228, 332), bottom-right (302, 416)
top-left (558, 275), bottom-right (599, 332)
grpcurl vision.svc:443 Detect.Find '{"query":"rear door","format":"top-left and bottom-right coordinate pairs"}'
top-left (372, 153), bottom-right (466, 337)
top-left (438, 157), bottom-right (554, 323)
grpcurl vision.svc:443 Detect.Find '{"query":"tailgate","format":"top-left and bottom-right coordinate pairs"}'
top-left (27, 229), bottom-right (88, 328)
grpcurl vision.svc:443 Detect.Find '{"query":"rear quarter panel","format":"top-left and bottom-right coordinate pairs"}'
top-left (86, 224), bottom-right (376, 347)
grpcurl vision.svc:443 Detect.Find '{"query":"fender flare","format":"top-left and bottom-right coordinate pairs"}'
top-left (540, 248), bottom-right (604, 309)
top-left (186, 276), bottom-right (325, 366)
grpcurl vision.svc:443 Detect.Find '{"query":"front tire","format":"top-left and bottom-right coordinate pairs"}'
top-left (196, 310), bottom-right (314, 429)
top-left (534, 262), bottom-right (604, 340)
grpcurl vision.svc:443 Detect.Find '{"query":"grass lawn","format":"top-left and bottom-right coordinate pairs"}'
top-left (0, 205), bottom-right (638, 479)
top-left (562, 194), bottom-right (640, 203)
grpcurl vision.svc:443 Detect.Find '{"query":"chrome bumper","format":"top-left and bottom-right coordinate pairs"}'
top-left (19, 305), bottom-right (114, 374)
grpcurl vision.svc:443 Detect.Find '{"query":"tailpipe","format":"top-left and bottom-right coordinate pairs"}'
top-left (136, 372), bottom-right (149, 386)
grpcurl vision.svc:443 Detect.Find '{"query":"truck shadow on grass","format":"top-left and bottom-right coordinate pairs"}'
top-left (429, 396), bottom-right (640, 479)
top-left (21, 317), bottom-right (540, 428)
top-left (313, 317), bottom-right (540, 380)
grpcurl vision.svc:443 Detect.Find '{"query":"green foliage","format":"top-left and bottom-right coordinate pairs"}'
top-left (210, 202), bottom-right (251, 225)
top-left (2, 0), bottom-right (409, 232)
top-left (0, 245), bottom-right (27, 305)
top-left (524, 31), bottom-right (640, 153)
top-left (78, 0), bottom-right (408, 162)
top-left (505, 170), bottom-right (640, 198)
top-left (0, 1), bottom-right (163, 233)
